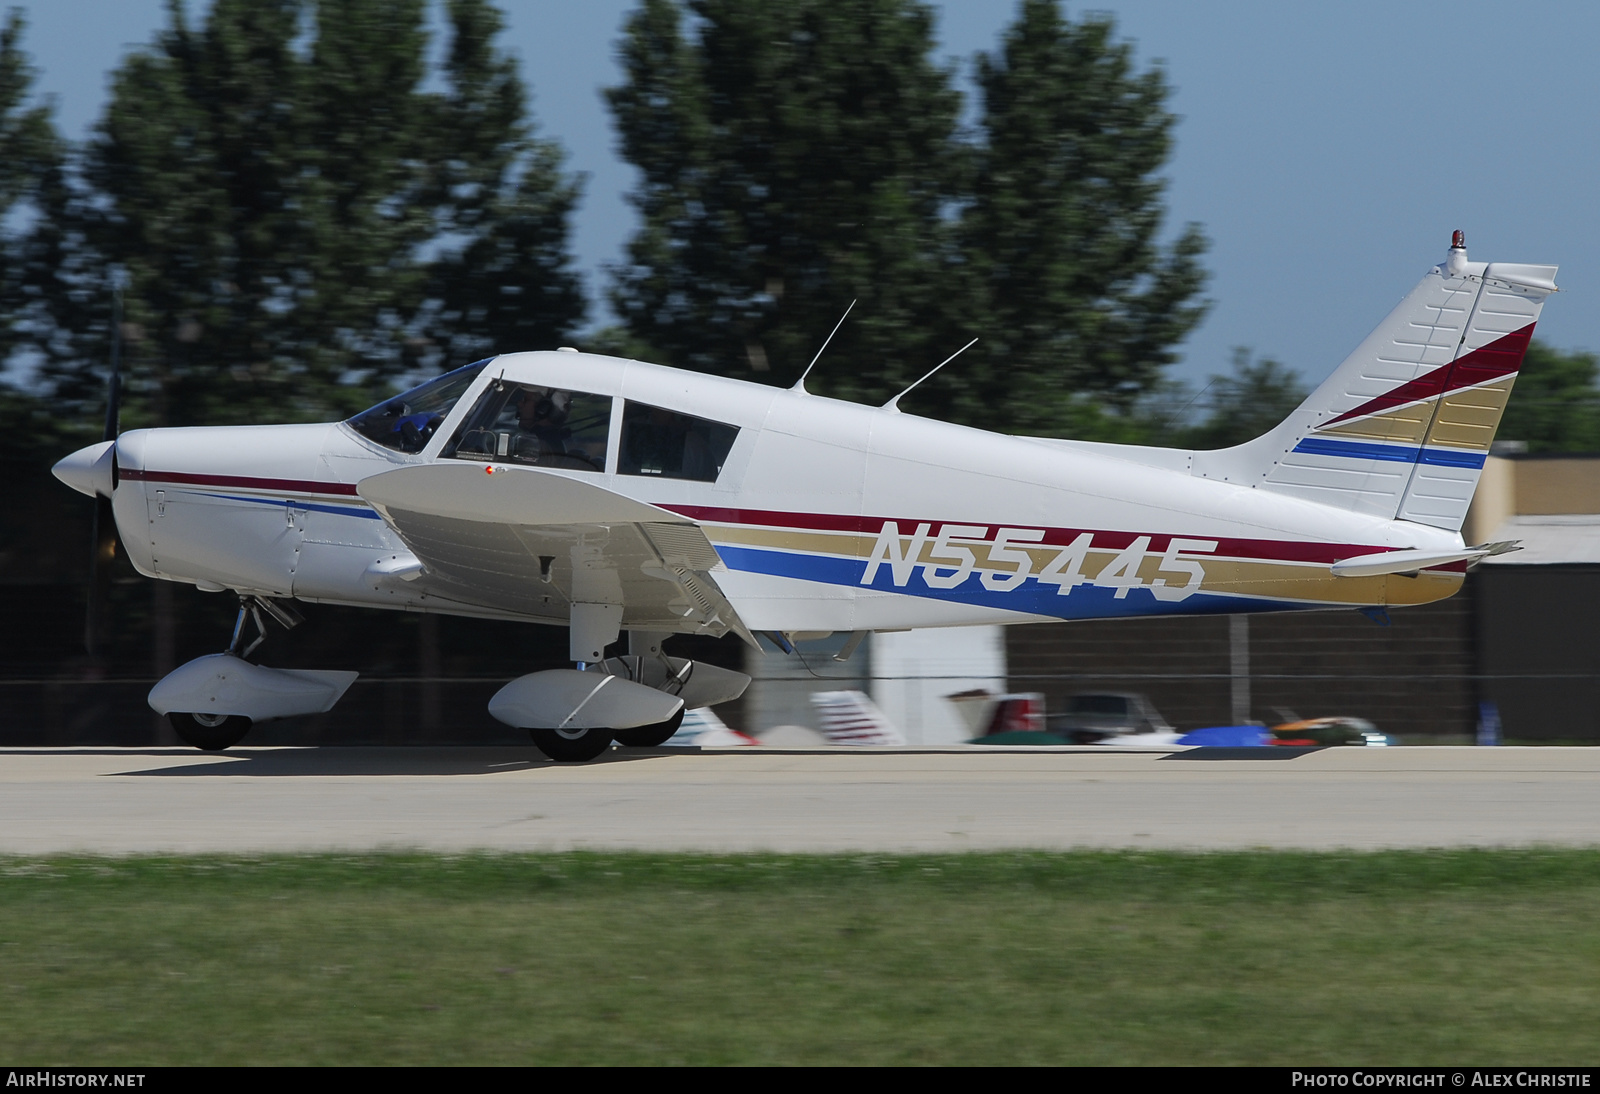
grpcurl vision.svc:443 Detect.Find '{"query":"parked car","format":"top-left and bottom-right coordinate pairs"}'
top-left (1047, 692), bottom-right (1174, 744)
top-left (1269, 716), bottom-right (1392, 747)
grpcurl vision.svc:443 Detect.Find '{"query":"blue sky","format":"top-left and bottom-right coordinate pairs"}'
top-left (17, 1), bottom-right (1600, 390)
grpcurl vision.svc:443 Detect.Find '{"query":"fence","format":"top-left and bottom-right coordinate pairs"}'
top-left (3, 568), bottom-right (1596, 745)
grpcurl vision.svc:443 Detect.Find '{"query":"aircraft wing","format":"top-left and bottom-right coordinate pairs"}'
top-left (356, 462), bottom-right (757, 645)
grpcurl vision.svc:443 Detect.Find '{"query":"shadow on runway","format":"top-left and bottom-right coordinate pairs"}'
top-left (114, 746), bottom-right (686, 777)
top-left (117, 744), bottom-right (1025, 777)
top-left (1160, 747), bottom-right (1328, 761)
top-left (39, 742), bottom-right (1290, 777)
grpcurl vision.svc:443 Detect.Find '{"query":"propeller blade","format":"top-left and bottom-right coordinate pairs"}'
top-left (85, 494), bottom-right (116, 657)
top-left (101, 286), bottom-right (120, 443)
top-left (84, 284), bottom-right (123, 656)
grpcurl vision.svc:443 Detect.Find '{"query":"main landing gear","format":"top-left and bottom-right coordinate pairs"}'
top-left (612, 706), bottom-right (686, 749)
top-left (490, 624), bottom-right (749, 763)
top-left (526, 706), bottom-right (686, 761)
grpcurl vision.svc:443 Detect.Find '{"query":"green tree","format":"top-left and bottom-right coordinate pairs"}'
top-left (418, 0), bottom-right (586, 370)
top-left (1173, 347), bottom-right (1306, 450)
top-left (607, 0), bottom-right (962, 403)
top-left (0, 6), bottom-right (71, 393)
top-left (1497, 342), bottom-right (1600, 454)
top-left (949, 0), bottom-right (1208, 435)
top-left (0, 11), bottom-right (94, 585)
top-left (35, 0), bottom-right (584, 430)
top-left (607, 0), bottom-right (1208, 433)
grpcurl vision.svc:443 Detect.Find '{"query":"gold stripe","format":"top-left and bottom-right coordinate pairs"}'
top-left (1318, 404), bottom-right (1434, 444)
top-left (711, 525), bottom-right (862, 557)
top-left (1133, 556), bottom-right (1460, 606)
top-left (705, 525), bottom-right (1462, 608)
top-left (1424, 377), bottom-right (1515, 451)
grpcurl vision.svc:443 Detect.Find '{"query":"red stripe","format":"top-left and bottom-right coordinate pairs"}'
top-left (122, 474), bottom-right (1414, 569)
top-left (120, 468), bottom-right (361, 497)
top-left (663, 504), bottom-right (1394, 566)
top-left (1325, 324), bottom-right (1534, 427)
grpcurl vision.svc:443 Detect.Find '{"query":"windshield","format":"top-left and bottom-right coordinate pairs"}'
top-left (346, 360), bottom-right (492, 453)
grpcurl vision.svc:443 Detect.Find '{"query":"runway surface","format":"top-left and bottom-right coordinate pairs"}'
top-left (2, 745), bottom-right (1599, 854)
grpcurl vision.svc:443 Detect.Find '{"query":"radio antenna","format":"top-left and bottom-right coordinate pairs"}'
top-left (881, 338), bottom-right (978, 413)
top-left (791, 299), bottom-right (855, 393)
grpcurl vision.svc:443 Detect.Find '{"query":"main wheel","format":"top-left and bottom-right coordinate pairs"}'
top-left (169, 712), bottom-right (253, 751)
top-left (529, 725), bottom-right (614, 762)
top-left (612, 706), bottom-right (685, 748)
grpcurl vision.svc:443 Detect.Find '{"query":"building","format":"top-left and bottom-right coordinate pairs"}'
top-left (1467, 453), bottom-right (1600, 742)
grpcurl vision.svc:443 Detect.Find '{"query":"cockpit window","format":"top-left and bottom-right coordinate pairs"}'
top-left (443, 382), bottom-right (612, 472)
top-left (346, 360), bottom-right (490, 453)
top-left (618, 402), bottom-right (739, 482)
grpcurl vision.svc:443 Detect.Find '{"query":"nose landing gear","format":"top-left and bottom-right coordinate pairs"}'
top-left (150, 595), bottom-right (357, 751)
top-left (168, 711), bottom-right (253, 752)
top-left (528, 725), bottom-right (617, 763)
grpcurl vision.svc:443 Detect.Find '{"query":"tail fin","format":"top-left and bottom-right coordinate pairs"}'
top-left (1193, 235), bottom-right (1557, 533)
top-left (809, 690), bottom-right (906, 746)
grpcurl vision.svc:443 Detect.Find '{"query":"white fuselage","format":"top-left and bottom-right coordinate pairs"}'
top-left (108, 351), bottom-right (1466, 636)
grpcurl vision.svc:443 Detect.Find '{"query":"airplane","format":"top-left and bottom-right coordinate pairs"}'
top-left (51, 232), bottom-right (1556, 760)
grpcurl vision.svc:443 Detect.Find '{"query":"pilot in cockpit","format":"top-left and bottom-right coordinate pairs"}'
top-left (513, 387), bottom-right (573, 458)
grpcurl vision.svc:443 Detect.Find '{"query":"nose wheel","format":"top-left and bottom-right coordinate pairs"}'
top-left (168, 711), bottom-right (253, 751)
top-left (162, 595), bottom-right (308, 752)
top-left (529, 725), bottom-right (615, 762)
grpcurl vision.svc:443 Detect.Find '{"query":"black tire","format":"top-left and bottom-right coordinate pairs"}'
top-left (613, 706), bottom-right (686, 748)
top-left (169, 712), bottom-right (253, 751)
top-left (529, 725), bottom-right (614, 762)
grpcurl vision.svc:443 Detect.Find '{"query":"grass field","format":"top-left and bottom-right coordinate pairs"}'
top-left (2, 850), bottom-right (1598, 1065)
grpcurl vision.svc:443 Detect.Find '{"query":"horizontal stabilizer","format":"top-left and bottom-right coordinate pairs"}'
top-left (1331, 547), bottom-right (1487, 577)
top-left (1331, 538), bottom-right (1522, 577)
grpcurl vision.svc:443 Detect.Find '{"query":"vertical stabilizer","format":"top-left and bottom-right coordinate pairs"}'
top-left (1191, 235), bottom-right (1556, 533)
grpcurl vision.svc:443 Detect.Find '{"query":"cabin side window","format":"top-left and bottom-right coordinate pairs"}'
top-left (617, 401), bottom-right (739, 483)
top-left (442, 382), bottom-right (612, 472)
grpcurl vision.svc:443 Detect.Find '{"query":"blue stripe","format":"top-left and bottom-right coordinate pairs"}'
top-left (196, 492), bottom-right (383, 519)
top-left (1417, 448), bottom-right (1487, 469)
top-left (1292, 437), bottom-right (1486, 469)
top-left (714, 544), bottom-right (1308, 622)
top-left (1293, 437), bottom-right (1420, 463)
